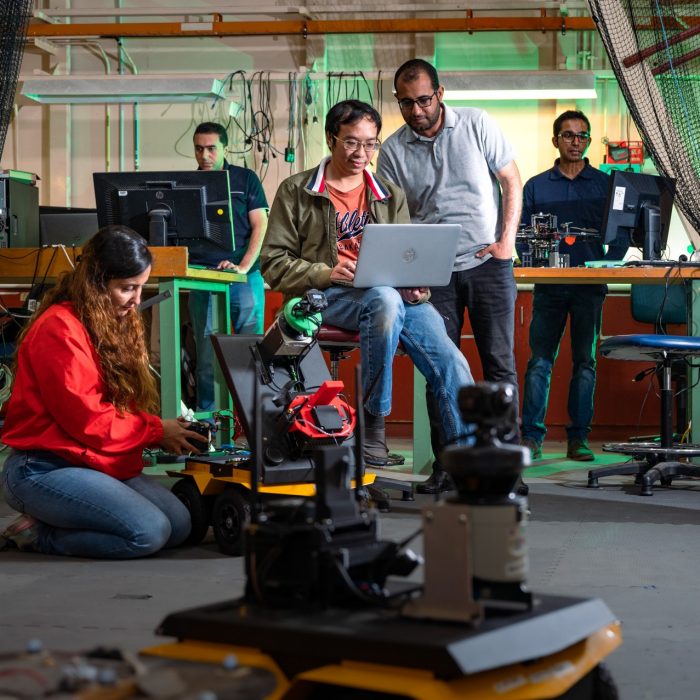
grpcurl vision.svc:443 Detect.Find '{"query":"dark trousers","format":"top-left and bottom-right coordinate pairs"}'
top-left (521, 284), bottom-right (606, 444)
top-left (426, 258), bottom-right (518, 464)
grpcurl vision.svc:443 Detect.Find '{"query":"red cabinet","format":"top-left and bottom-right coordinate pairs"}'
top-left (264, 289), bottom-right (677, 442)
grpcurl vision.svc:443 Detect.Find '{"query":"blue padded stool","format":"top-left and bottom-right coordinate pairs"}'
top-left (588, 334), bottom-right (700, 496)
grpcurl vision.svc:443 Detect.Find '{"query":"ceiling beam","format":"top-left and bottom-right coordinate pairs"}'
top-left (27, 16), bottom-right (600, 39)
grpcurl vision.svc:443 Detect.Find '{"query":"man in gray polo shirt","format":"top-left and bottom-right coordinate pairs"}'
top-left (377, 58), bottom-right (523, 494)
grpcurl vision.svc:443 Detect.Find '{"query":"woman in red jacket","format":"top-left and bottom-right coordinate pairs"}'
top-left (0, 226), bottom-right (202, 558)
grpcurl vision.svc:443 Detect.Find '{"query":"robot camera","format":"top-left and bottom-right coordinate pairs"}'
top-left (441, 382), bottom-right (527, 500)
top-left (459, 383), bottom-right (518, 445)
top-left (291, 289), bottom-right (328, 317)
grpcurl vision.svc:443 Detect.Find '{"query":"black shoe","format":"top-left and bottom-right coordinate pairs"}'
top-left (364, 452), bottom-right (406, 468)
top-left (416, 469), bottom-right (454, 495)
top-left (515, 478), bottom-right (529, 497)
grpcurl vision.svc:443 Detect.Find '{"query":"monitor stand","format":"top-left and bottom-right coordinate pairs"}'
top-left (641, 203), bottom-right (661, 261)
top-left (148, 207), bottom-right (170, 246)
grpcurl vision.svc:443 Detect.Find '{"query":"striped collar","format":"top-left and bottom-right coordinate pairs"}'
top-left (304, 156), bottom-right (391, 201)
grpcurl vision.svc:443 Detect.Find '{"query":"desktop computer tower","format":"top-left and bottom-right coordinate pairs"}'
top-left (0, 171), bottom-right (39, 248)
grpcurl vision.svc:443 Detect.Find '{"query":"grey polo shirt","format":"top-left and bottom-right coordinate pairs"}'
top-left (377, 105), bottom-right (516, 271)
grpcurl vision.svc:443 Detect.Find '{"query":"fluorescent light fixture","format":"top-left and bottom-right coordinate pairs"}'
top-left (442, 71), bottom-right (597, 101)
top-left (20, 74), bottom-right (226, 104)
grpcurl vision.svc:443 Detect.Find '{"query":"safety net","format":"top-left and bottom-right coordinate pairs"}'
top-left (0, 0), bottom-right (32, 160)
top-left (588, 0), bottom-right (700, 236)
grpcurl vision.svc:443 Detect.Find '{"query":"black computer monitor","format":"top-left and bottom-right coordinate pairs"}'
top-left (39, 207), bottom-right (99, 247)
top-left (600, 170), bottom-right (676, 260)
top-left (92, 171), bottom-right (234, 260)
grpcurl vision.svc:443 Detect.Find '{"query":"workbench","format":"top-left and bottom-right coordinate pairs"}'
top-left (412, 264), bottom-right (700, 472)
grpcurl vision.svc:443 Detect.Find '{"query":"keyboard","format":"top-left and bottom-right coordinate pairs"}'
top-left (187, 265), bottom-right (241, 275)
top-left (623, 260), bottom-right (700, 268)
top-left (584, 260), bottom-right (625, 268)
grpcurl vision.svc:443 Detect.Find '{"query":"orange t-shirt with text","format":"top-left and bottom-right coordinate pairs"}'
top-left (327, 181), bottom-right (370, 268)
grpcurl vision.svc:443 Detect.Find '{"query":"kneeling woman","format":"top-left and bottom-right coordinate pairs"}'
top-left (0, 226), bottom-right (203, 558)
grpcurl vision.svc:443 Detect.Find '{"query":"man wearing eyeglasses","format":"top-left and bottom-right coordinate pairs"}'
top-left (261, 100), bottom-right (473, 469)
top-left (377, 58), bottom-right (522, 495)
top-left (189, 121), bottom-right (269, 414)
top-left (518, 110), bottom-right (627, 462)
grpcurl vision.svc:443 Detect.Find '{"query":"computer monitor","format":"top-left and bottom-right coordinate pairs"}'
top-left (39, 207), bottom-right (99, 247)
top-left (92, 170), bottom-right (234, 261)
top-left (600, 170), bottom-right (676, 261)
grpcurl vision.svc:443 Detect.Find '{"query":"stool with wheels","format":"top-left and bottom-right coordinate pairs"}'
top-left (588, 334), bottom-right (700, 496)
top-left (317, 324), bottom-right (414, 507)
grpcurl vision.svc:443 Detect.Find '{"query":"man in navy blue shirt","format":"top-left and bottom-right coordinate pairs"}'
top-left (190, 122), bottom-right (268, 412)
top-left (519, 110), bottom-right (627, 461)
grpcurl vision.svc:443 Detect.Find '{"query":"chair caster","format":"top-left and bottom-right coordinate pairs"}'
top-left (366, 485), bottom-right (391, 512)
top-left (641, 480), bottom-right (654, 496)
top-left (587, 474), bottom-right (600, 488)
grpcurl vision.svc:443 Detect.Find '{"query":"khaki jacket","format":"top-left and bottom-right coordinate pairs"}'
top-left (261, 157), bottom-right (410, 300)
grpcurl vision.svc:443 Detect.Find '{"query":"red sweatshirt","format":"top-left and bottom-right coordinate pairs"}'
top-left (2, 302), bottom-right (164, 479)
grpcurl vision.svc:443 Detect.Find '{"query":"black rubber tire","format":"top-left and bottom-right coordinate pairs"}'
top-left (212, 488), bottom-right (251, 556)
top-left (592, 663), bottom-right (619, 700)
top-left (172, 479), bottom-right (212, 545)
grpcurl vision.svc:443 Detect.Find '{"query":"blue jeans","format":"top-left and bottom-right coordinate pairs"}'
top-left (521, 284), bottom-right (606, 443)
top-left (188, 270), bottom-right (265, 411)
top-left (1, 450), bottom-right (191, 559)
top-left (321, 286), bottom-right (474, 445)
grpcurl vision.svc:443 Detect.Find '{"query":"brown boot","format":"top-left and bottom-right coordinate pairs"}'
top-left (567, 439), bottom-right (594, 461)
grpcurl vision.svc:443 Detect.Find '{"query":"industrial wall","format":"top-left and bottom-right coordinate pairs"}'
top-left (11, 3), bottom-right (642, 218)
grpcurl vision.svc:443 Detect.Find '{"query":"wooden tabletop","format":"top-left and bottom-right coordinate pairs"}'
top-left (0, 247), bottom-right (695, 287)
top-left (0, 246), bottom-right (246, 284)
top-left (514, 265), bottom-right (700, 285)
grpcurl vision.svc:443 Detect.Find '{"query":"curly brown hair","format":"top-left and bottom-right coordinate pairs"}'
top-left (17, 226), bottom-right (159, 414)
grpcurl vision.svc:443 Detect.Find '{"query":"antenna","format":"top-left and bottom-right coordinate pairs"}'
top-left (353, 364), bottom-right (365, 502)
top-left (251, 359), bottom-right (263, 522)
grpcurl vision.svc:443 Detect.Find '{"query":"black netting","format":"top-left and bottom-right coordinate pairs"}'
top-left (0, 0), bottom-right (32, 161)
top-left (588, 0), bottom-right (700, 237)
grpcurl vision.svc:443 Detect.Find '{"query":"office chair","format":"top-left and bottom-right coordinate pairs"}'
top-left (631, 284), bottom-right (689, 437)
top-left (588, 283), bottom-right (700, 495)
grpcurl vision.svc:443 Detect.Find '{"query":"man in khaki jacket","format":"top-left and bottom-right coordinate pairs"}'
top-left (261, 99), bottom-right (473, 469)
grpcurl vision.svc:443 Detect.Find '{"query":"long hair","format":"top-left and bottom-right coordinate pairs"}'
top-left (17, 226), bottom-right (159, 414)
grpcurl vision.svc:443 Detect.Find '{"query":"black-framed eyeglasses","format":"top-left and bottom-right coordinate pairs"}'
top-left (397, 91), bottom-right (438, 112)
top-left (333, 136), bottom-right (381, 153)
top-left (558, 131), bottom-right (591, 143)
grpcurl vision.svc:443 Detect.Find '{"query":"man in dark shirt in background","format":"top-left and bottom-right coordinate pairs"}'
top-left (519, 110), bottom-right (627, 461)
top-left (189, 121), bottom-right (269, 412)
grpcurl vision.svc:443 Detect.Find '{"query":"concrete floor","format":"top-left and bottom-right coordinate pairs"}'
top-left (2, 441), bottom-right (700, 699)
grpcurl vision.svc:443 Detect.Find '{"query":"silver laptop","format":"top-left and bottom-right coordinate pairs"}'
top-left (352, 223), bottom-right (461, 288)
